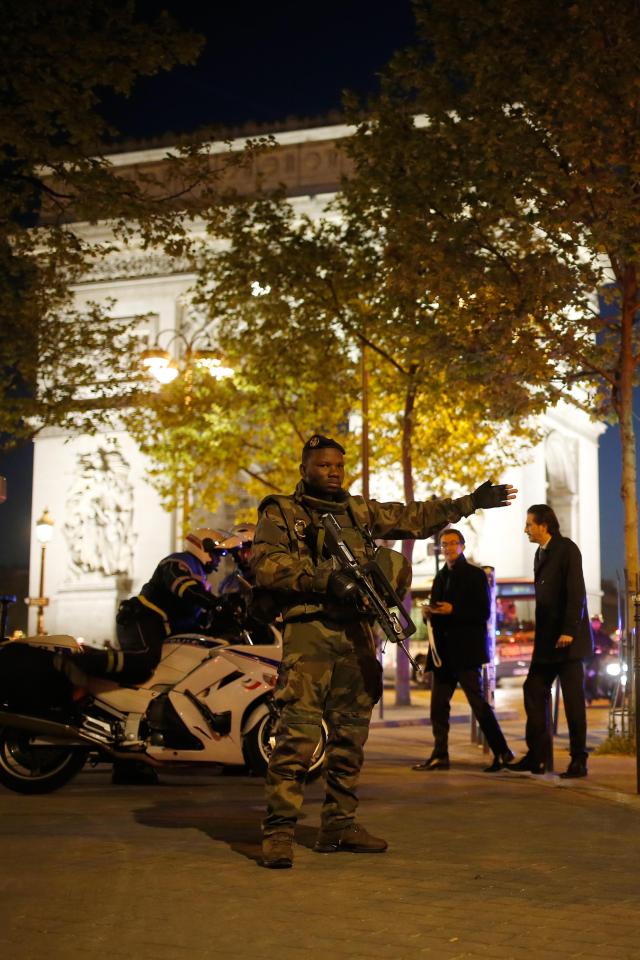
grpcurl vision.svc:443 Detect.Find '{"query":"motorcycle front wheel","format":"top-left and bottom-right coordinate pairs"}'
top-left (0, 728), bottom-right (88, 794)
top-left (243, 714), bottom-right (328, 781)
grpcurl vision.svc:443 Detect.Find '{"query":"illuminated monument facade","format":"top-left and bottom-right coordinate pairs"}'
top-left (28, 124), bottom-right (603, 641)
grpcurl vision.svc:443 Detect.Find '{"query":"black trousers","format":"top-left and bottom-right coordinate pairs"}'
top-left (430, 665), bottom-right (508, 758)
top-left (523, 659), bottom-right (587, 765)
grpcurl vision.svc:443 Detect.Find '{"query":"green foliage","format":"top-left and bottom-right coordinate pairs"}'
top-left (593, 735), bottom-right (636, 756)
top-left (140, 176), bottom-right (542, 519)
top-left (340, 0), bottom-right (640, 574)
top-left (125, 248), bottom-right (360, 521)
top-left (370, 0), bottom-right (636, 387)
top-left (0, 0), bottom-right (269, 446)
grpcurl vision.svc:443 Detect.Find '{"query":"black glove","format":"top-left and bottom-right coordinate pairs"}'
top-left (471, 480), bottom-right (510, 510)
top-left (195, 590), bottom-right (223, 612)
top-left (328, 571), bottom-right (359, 602)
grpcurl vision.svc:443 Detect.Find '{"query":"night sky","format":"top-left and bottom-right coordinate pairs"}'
top-left (0, 0), bottom-right (634, 583)
top-left (101, 1), bottom-right (416, 140)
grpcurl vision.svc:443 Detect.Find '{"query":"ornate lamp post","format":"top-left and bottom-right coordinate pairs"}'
top-left (28, 508), bottom-right (55, 635)
top-left (140, 330), bottom-right (234, 386)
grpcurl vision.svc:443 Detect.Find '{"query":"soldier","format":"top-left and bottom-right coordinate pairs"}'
top-left (253, 434), bottom-right (517, 868)
top-left (218, 523), bottom-right (256, 597)
top-left (217, 523), bottom-right (275, 644)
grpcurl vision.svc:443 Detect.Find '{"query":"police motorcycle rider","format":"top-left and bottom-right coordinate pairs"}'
top-left (73, 528), bottom-right (231, 686)
top-left (117, 527), bottom-right (237, 660)
top-left (218, 523), bottom-right (256, 598)
top-left (217, 523), bottom-right (277, 645)
top-left (55, 528), bottom-right (232, 784)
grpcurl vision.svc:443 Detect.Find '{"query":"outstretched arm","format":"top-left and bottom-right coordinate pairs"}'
top-left (366, 481), bottom-right (518, 540)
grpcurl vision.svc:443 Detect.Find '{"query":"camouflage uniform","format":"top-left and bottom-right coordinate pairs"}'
top-left (253, 480), bottom-right (476, 837)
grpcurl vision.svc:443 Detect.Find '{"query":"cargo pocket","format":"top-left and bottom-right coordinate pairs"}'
top-left (273, 654), bottom-right (306, 708)
top-left (359, 653), bottom-right (384, 704)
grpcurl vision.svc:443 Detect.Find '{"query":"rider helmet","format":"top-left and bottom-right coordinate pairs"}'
top-left (184, 528), bottom-right (230, 567)
top-left (231, 522), bottom-right (256, 544)
top-left (217, 523), bottom-right (256, 552)
top-left (217, 523), bottom-right (256, 577)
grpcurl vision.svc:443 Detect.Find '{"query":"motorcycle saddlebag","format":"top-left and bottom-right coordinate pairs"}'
top-left (0, 642), bottom-right (74, 713)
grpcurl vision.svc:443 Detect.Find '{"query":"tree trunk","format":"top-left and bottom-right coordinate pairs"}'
top-left (396, 371), bottom-right (418, 706)
top-left (361, 344), bottom-right (370, 500)
top-left (618, 265), bottom-right (640, 625)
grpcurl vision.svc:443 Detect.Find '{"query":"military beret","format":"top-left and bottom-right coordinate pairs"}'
top-left (302, 434), bottom-right (345, 456)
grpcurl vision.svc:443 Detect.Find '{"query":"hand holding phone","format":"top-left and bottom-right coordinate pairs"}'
top-left (429, 601), bottom-right (453, 615)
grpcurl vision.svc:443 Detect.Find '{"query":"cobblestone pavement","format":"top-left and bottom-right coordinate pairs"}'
top-left (1, 690), bottom-right (639, 960)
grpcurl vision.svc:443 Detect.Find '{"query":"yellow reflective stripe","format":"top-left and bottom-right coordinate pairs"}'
top-left (170, 575), bottom-right (196, 593)
top-left (137, 594), bottom-right (172, 637)
top-left (177, 579), bottom-right (198, 598)
top-left (170, 577), bottom-right (186, 589)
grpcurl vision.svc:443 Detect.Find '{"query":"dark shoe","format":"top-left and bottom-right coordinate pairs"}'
top-left (262, 832), bottom-right (294, 869)
top-left (314, 823), bottom-right (388, 854)
top-left (484, 749), bottom-right (515, 773)
top-left (111, 761), bottom-right (159, 785)
top-left (559, 758), bottom-right (588, 779)
top-left (505, 754), bottom-right (545, 775)
top-left (411, 754), bottom-right (450, 771)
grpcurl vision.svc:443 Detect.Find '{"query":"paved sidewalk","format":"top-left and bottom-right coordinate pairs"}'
top-left (380, 684), bottom-right (640, 802)
top-left (2, 690), bottom-right (640, 960)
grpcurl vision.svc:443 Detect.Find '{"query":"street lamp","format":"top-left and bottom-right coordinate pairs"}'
top-left (28, 508), bottom-right (54, 636)
top-left (140, 330), bottom-right (234, 385)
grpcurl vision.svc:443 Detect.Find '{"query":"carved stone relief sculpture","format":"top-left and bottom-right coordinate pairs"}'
top-left (64, 442), bottom-right (136, 578)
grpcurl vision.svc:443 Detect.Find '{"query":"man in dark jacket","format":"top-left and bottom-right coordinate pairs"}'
top-left (508, 504), bottom-right (593, 778)
top-left (412, 529), bottom-right (513, 773)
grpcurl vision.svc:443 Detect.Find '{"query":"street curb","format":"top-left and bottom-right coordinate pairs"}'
top-left (489, 767), bottom-right (640, 811)
top-left (370, 717), bottom-right (431, 728)
top-left (371, 709), bottom-right (519, 729)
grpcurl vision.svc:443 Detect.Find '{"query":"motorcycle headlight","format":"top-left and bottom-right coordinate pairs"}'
top-left (606, 663), bottom-right (621, 677)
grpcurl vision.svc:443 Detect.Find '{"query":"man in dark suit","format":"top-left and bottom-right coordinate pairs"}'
top-left (411, 529), bottom-right (513, 773)
top-left (508, 504), bottom-right (593, 778)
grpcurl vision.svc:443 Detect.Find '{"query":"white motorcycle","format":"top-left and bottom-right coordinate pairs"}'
top-left (0, 627), bottom-right (328, 794)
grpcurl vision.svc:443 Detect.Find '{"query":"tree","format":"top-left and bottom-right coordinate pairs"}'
top-left (0, 0), bottom-right (263, 446)
top-left (124, 340), bottom-right (358, 532)
top-left (345, 0), bottom-right (640, 597)
top-left (123, 198), bottom-right (362, 527)
top-left (171, 186), bottom-right (543, 702)
top-left (188, 193), bottom-right (541, 496)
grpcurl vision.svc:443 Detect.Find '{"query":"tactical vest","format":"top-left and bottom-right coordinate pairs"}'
top-left (255, 490), bottom-right (412, 622)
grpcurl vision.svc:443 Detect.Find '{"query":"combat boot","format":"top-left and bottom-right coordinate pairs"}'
top-left (314, 822), bottom-right (388, 854)
top-left (261, 831), bottom-right (294, 869)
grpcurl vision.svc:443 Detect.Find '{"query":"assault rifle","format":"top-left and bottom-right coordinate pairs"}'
top-left (320, 512), bottom-right (423, 676)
